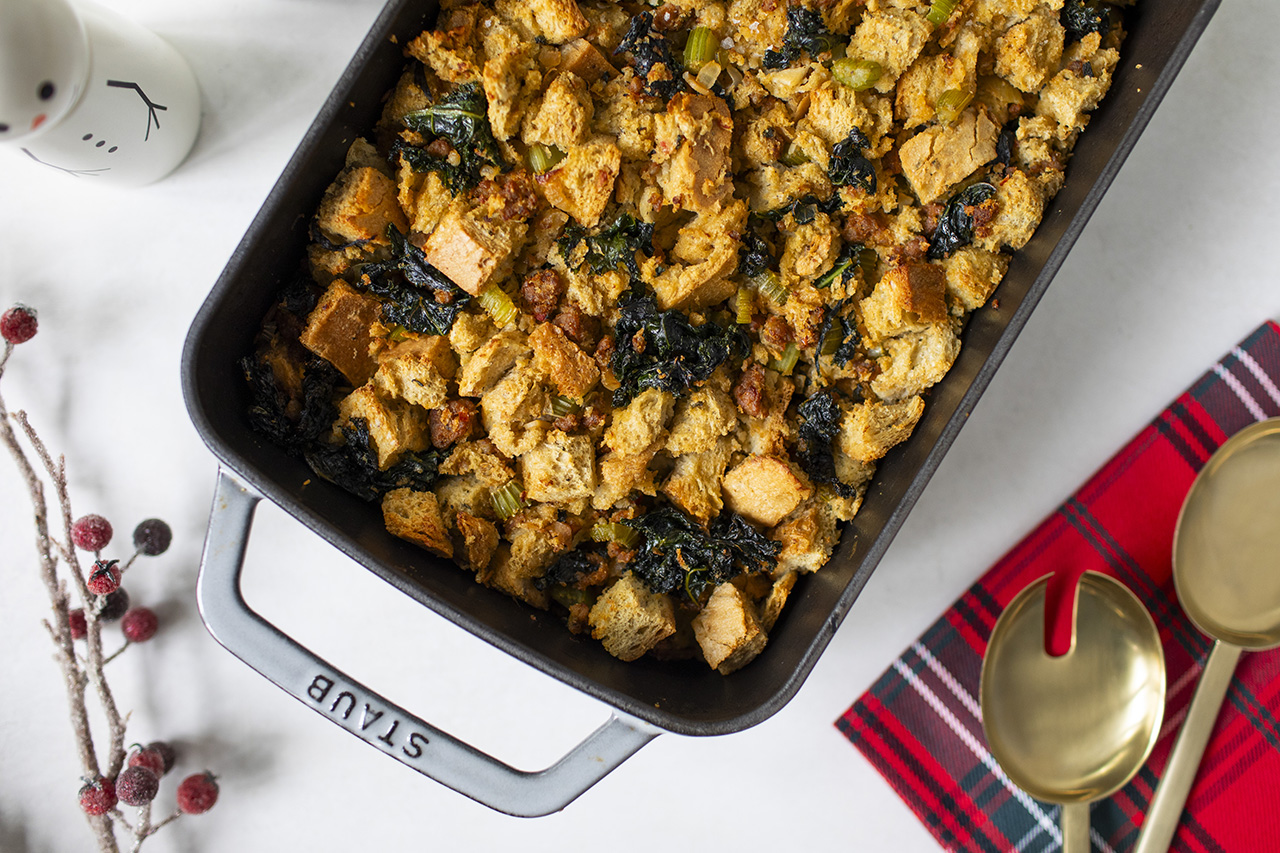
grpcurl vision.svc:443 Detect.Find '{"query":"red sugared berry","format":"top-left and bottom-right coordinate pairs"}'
top-left (116, 766), bottom-right (158, 806)
top-left (78, 777), bottom-right (116, 815)
top-left (121, 607), bottom-right (158, 643)
top-left (146, 740), bottom-right (176, 774)
top-left (98, 588), bottom-right (129, 621)
top-left (1, 305), bottom-right (37, 344)
top-left (128, 745), bottom-right (166, 778)
top-left (87, 560), bottom-right (121, 596)
top-left (71, 515), bottom-right (113, 551)
top-left (176, 772), bottom-right (219, 814)
top-left (132, 518), bottom-right (172, 557)
top-left (68, 608), bottom-right (87, 640)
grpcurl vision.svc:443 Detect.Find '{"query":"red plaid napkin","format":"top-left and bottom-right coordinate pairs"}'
top-left (838, 321), bottom-right (1280, 853)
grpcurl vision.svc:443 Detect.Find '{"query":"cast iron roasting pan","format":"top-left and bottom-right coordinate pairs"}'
top-left (182, 0), bottom-right (1220, 817)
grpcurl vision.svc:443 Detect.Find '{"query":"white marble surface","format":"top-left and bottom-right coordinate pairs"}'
top-left (0, 1), bottom-right (1276, 850)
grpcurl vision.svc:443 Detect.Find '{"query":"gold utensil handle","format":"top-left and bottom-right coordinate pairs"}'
top-left (1133, 640), bottom-right (1244, 853)
top-left (1062, 802), bottom-right (1090, 853)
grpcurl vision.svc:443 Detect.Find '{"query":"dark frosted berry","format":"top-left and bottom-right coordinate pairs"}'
top-left (78, 777), bottom-right (116, 815)
top-left (132, 518), bottom-right (172, 556)
top-left (68, 608), bottom-right (87, 640)
top-left (98, 588), bottom-right (130, 621)
top-left (87, 560), bottom-right (121, 596)
top-left (1, 305), bottom-right (37, 344)
top-left (71, 514), bottom-right (113, 551)
top-left (176, 772), bottom-right (219, 814)
top-left (128, 745), bottom-right (166, 777)
top-left (146, 740), bottom-right (177, 774)
top-left (121, 607), bottom-right (158, 643)
top-left (116, 766), bottom-right (159, 806)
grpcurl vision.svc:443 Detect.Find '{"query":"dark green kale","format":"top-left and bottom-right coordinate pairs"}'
top-left (738, 227), bottom-right (774, 278)
top-left (1061, 0), bottom-right (1111, 43)
top-left (557, 212), bottom-right (655, 281)
top-left (310, 219), bottom-right (374, 252)
top-left (814, 241), bottom-right (870, 290)
top-left (763, 6), bottom-right (837, 69)
top-left (305, 418), bottom-right (443, 502)
top-left (241, 354), bottom-right (343, 456)
top-left (357, 227), bottom-right (471, 335)
top-left (995, 119), bottom-right (1019, 168)
top-left (760, 193), bottom-right (843, 223)
top-left (629, 506), bottom-right (779, 603)
top-left (399, 82), bottom-right (504, 192)
top-left (614, 11), bottom-right (685, 100)
top-left (927, 182), bottom-right (997, 260)
top-left (829, 128), bottom-right (876, 194)
top-left (796, 390), bottom-right (858, 498)
top-left (535, 549), bottom-right (601, 591)
top-left (815, 299), bottom-right (860, 367)
top-left (610, 290), bottom-right (748, 407)
top-left (279, 273), bottom-right (322, 320)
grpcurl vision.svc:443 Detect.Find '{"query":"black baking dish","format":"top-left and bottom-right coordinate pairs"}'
top-left (182, 0), bottom-right (1221, 810)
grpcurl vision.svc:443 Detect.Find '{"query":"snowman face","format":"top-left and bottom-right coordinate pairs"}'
top-left (0, 0), bottom-right (89, 141)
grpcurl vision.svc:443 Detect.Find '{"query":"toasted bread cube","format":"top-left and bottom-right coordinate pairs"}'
top-left (692, 582), bottom-right (768, 674)
top-left (589, 573), bottom-right (677, 662)
top-left (382, 488), bottom-right (452, 558)
top-left (496, 0), bottom-right (589, 44)
top-left (397, 162), bottom-right (454, 236)
top-left (653, 94), bottom-right (733, 214)
top-left (899, 108), bottom-right (1000, 205)
top-left (537, 136), bottom-right (621, 228)
top-left (530, 322), bottom-right (599, 399)
top-left (481, 25), bottom-right (540, 140)
top-left (440, 439), bottom-right (514, 487)
top-left (661, 438), bottom-right (735, 524)
top-left (860, 260), bottom-right (949, 341)
top-left (449, 312), bottom-right (498, 355)
top-left (975, 170), bottom-right (1051, 252)
top-left (648, 199), bottom-right (746, 311)
top-left (373, 335), bottom-right (457, 410)
top-left (942, 247), bottom-right (1009, 313)
top-left (522, 72), bottom-right (594, 151)
top-left (422, 206), bottom-right (527, 296)
top-left (520, 429), bottom-right (597, 503)
top-left (559, 37), bottom-right (616, 84)
top-left (757, 571), bottom-right (798, 633)
top-left (847, 10), bottom-right (932, 93)
top-left (299, 281), bottom-right (383, 385)
top-left (896, 53), bottom-right (971, 129)
top-left (870, 324), bottom-right (961, 402)
top-left (454, 511), bottom-right (500, 572)
top-left (457, 329), bottom-right (530, 397)
top-left (771, 499), bottom-right (844, 574)
top-left (995, 7), bottom-right (1065, 94)
top-left (665, 385), bottom-right (737, 455)
top-left (604, 387), bottom-right (675, 456)
top-left (336, 385), bottom-right (430, 469)
top-left (838, 396), bottom-right (926, 464)
top-left (721, 455), bottom-right (812, 528)
top-left (315, 165), bottom-right (408, 245)
top-left (592, 449), bottom-right (658, 510)
top-left (480, 357), bottom-right (545, 431)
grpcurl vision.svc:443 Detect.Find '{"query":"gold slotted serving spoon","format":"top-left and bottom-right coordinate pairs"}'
top-left (1134, 417), bottom-right (1280, 853)
top-left (982, 572), bottom-right (1167, 853)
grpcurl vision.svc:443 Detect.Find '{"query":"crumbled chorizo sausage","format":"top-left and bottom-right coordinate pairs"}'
top-left (428, 399), bottom-right (478, 449)
top-left (552, 304), bottom-right (601, 349)
top-left (733, 363), bottom-right (767, 418)
top-left (760, 316), bottom-right (794, 353)
top-left (520, 269), bottom-right (565, 323)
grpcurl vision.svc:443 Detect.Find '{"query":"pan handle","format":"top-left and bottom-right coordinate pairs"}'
top-left (196, 467), bottom-right (660, 817)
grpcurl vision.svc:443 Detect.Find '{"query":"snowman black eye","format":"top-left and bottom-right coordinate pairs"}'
top-left (38, 81), bottom-right (56, 101)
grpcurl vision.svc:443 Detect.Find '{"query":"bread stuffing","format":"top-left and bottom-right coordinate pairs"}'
top-left (242, 0), bottom-right (1128, 672)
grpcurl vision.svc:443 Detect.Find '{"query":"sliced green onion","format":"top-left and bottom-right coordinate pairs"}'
top-left (814, 257), bottom-right (852, 290)
top-left (820, 326), bottom-right (842, 357)
top-left (751, 270), bottom-right (789, 305)
top-left (935, 88), bottom-right (973, 124)
top-left (549, 394), bottom-right (580, 417)
top-left (550, 586), bottom-right (590, 608)
top-left (590, 521), bottom-right (640, 549)
top-left (527, 143), bottom-right (564, 175)
top-left (735, 285), bottom-right (754, 324)
top-left (684, 26), bottom-right (717, 71)
top-left (832, 58), bottom-right (883, 91)
top-left (926, 0), bottom-right (960, 26)
top-left (491, 481), bottom-right (525, 520)
top-left (857, 246), bottom-right (878, 278)
top-left (781, 143), bottom-right (811, 167)
top-left (769, 342), bottom-right (800, 375)
top-left (387, 324), bottom-right (411, 342)
top-left (477, 282), bottom-right (518, 327)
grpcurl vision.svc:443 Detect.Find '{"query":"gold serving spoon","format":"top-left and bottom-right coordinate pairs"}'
top-left (982, 572), bottom-right (1166, 853)
top-left (1134, 417), bottom-right (1280, 853)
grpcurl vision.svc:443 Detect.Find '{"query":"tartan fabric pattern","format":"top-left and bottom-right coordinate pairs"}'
top-left (838, 321), bottom-right (1280, 853)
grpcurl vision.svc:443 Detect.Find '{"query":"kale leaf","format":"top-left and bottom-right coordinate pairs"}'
top-left (614, 11), bottom-right (686, 100)
top-left (358, 227), bottom-right (471, 336)
top-left (995, 119), bottom-right (1019, 168)
top-left (629, 506), bottom-right (779, 603)
top-left (814, 241), bottom-right (867, 290)
top-left (610, 290), bottom-right (748, 407)
top-left (535, 549), bottom-right (600, 591)
top-left (829, 128), bottom-right (876, 194)
top-left (927, 182), bottom-right (997, 260)
top-left (763, 6), bottom-right (837, 69)
top-left (557, 212), bottom-right (655, 281)
top-left (796, 389), bottom-right (858, 498)
top-left (760, 193), bottom-right (843, 223)
top-left (738, 226), bottom-right (775, 278)
top-left (399, 82), bottom-right (503, 192)
top-left (241, 354), bottom-right (343, 456)
top-left (815, 299), bottom-right (860, 368)
top-left (305, 417), bottom-right (443, 502)
top-left (1061, 0), bottom-right (1111, 43)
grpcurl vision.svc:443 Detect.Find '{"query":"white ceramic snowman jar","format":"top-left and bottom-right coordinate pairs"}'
top-left (0, 0), bottom-right (201, 186)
